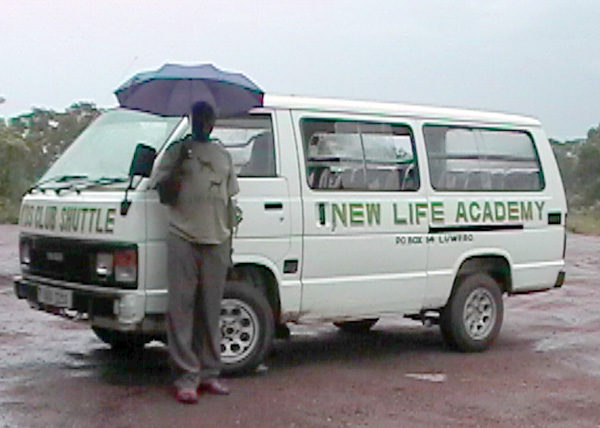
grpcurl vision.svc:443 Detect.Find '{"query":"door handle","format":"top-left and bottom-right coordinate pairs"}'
top-left (264, 202), bottom-right (283, 210)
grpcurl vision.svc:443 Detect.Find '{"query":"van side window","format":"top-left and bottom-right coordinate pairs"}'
top-left (423, 126), bottom-right (544, 191)
top-left (301, 119), bottom-right (419, 191)
top-left (210, 115), bottom-right (276, 177)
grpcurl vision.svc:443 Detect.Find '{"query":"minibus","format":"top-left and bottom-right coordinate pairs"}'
top-left (14, 95), bottom-right (567, 374)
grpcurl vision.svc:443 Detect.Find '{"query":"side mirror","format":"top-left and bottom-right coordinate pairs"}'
top-left (128, 143), bottom-right (157, 178)
top-left (121, 143), bottom-right (157, 216)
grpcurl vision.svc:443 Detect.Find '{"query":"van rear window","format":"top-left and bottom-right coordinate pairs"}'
top-left (301, 119), bottom-right (419, 192)
top-left (423, 125), bottom-right (544, 192)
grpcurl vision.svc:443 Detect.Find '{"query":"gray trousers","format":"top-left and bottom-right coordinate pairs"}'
top-left (166, 233), bottom-right (231, 390)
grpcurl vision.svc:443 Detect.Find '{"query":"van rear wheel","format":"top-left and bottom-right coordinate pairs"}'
top-left (440, 273), bottom-right (503, 352)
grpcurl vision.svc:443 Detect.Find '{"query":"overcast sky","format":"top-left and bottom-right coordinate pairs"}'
top-left (1, 0), bottom-right (598, 140)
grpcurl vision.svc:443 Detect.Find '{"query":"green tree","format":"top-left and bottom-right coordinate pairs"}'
top-left (0, 122), bottom-right (30, 222)
top-left (550, 138), bottom-right (582, 205)
top-left (0, 102), bottom-right (102, 223)
top-left (9, 103), bottom-right (102, 181)
top-left (576, 124), bottom-right (600, 207)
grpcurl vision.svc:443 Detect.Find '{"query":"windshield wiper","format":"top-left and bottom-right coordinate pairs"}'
top-left (28, 175), bottom-right (89, 193)
top-left (28, 175), bottom-right (129, 195)
top-left (56, 176), bottom-right (130, 194)
top-left (77, 176), bottom-right (129, 189)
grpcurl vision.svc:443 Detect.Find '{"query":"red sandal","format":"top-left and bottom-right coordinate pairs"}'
top-left (175, 388), bottom-right (199, 404)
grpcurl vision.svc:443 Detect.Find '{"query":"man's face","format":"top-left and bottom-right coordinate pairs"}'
top-left (190, 114), bottom-right (214, 139)
top-left (204, 118), bottom-right (215, 136)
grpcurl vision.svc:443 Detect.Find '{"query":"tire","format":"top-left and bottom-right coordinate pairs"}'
top-left (220, 281), bottom-right (274, 376)
top-left (439, 273), bottom-right (504, 352)
top-left (92, 327), bottom-right (148, 352)
top-left (334, 318), bottom-right (379, 333)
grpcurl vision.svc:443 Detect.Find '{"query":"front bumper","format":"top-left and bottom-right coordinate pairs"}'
top-left (14, 275), bottom-right (117, 317)
top-left (13, 275), bottom-right (162, 333)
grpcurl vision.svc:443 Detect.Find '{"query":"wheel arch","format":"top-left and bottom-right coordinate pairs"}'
top-left (451, 252), bottom-right (513, 297)
top-left (228, 262), bottom-right (281, 323)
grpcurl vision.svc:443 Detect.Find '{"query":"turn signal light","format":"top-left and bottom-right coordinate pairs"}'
top-left (114, 249), bottom-right (137, 283)
top-left (20, 240), bottom-right (31, 265)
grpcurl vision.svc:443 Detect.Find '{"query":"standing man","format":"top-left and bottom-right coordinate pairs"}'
top-left (154, 101), bottom-right (239, 404)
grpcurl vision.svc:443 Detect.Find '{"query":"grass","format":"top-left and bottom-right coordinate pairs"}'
top-left (568, 209), bottom-right (600, 235)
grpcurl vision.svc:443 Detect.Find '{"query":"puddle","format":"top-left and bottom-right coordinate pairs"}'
top-left (405, 373), bottom-right (447, 383)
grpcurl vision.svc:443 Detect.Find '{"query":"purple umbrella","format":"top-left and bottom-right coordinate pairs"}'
top-left (114, 63), bottom-right (263, 117)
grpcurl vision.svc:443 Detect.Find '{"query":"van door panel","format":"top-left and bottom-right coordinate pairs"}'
top-left (220, 111), bottom-right (303, 316)
top-left (292, 111), bottom-right (428, 319)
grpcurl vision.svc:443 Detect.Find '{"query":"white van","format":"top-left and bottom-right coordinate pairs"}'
top-left (14, 95), bottom-right (567, 374)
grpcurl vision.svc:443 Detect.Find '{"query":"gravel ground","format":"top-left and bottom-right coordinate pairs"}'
top-left (1, 226), bottom-right (600, 427)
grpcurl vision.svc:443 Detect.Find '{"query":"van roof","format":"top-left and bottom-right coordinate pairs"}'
top-left (263, 94), bottom-right (541, 127)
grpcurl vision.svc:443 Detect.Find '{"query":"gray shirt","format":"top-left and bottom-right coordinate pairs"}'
top-left (154, 137), bottom-right (240, 244)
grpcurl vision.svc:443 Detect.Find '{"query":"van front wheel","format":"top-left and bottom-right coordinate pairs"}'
top-left (440, 273), bottom-right (503, 352)
top-left (220, 281), bottom-right (274, 376)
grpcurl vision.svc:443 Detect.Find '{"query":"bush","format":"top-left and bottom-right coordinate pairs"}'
top-left (0, 197), bottom-right (21, 224)
top-left (568, 206), bottom-right (600, 235)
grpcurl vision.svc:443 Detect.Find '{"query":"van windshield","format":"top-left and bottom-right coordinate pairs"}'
top-left (38, 109), bottom-right (181, 188)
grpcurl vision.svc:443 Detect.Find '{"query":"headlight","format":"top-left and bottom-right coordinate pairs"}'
top-left (95, 252), bottom-right (113, 277)
top-left (93, 248), bottom-right (137, 287)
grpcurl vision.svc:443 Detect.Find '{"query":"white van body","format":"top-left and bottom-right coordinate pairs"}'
top-left (14, 95), bottom-right (567, 374)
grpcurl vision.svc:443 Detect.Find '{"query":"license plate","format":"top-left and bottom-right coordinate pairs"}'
top-left (37, 285), bottom-right (73, 308)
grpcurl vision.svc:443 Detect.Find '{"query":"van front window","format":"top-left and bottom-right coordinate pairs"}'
top-left (180, 114), bottom-right (275, 177)
top-left (38, 109), bottom-right (181, 188)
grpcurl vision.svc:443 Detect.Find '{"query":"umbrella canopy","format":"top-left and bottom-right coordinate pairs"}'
top-left (114, 63), bottom-right (263, 117)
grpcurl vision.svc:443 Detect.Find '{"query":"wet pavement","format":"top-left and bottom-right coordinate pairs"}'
top-left (1, 225), bottom-right (600, 427)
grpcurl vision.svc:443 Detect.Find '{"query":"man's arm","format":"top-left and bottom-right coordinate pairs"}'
top-left (226, 152), bottom-right (242, 230)
top-left (149, 140), bottom-right (185, 188)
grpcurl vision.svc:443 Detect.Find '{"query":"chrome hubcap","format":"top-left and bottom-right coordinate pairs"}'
top-left (463, 288), bottom-right (496, 340)
top-left (220, 298), bottom-right (259, 364)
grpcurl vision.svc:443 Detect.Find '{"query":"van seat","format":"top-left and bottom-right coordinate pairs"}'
top-left (317, 169), bottom-right (343, 189)
top-left (505, 170), bottom-right (540, 191)
top-left (383, 170), bottom-right (401, 190)
top-left (307, 166), bottom-right (325, 188)
top-left (364, 169), bottom-right (383, 190)
top-left (439, 170), bottom-right (468, 190)
top-left (465, 170), bottom-right (492, 190)
top-left (240, 132), bottom-right (275, 177)
top-left (341, 168), bottom-right (365, 190)
top-left (491, 171), bottom-right (505, 190)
